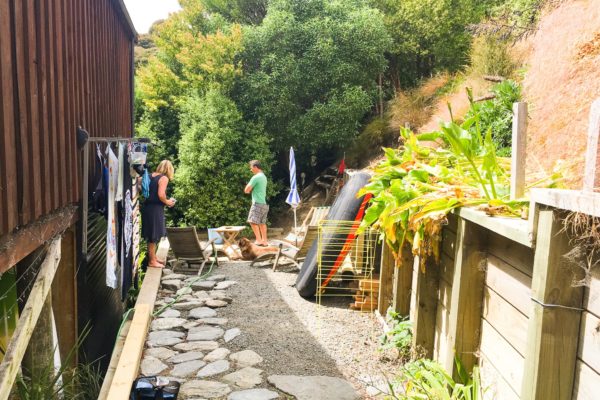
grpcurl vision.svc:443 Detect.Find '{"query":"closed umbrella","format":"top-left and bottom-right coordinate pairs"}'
top-left (285, 147), bottom-right (301, 245)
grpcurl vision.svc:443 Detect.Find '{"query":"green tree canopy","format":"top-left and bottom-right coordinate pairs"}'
top-left (235, 0), bottom-right (390, 159)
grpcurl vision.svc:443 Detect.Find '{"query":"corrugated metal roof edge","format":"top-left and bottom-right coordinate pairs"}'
top-left (112, 0), bottom-right (138, 42)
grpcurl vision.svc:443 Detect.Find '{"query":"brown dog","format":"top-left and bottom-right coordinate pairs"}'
top-left (238, 237), bottom-right (279, 261)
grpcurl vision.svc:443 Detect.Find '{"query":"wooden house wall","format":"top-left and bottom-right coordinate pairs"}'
top-left (0, 0), bottom-right (135, 237)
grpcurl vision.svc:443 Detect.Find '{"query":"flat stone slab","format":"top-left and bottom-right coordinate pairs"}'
top-left (197, 360), bottom-right (231, 378)
top-left (161, 280), bottom-right (182, 291)
top-left (224, 328), bottom-right (241, 343)
top-left (228, 389), bottom-right (279, 400)
top-left (181, 380), bottom-right (231, 399)
top-left (230, 350), bottom-right (263, 368)
top-left (171, 360), bottom-right (207, 378)
top-left (172, 301), bottom-right (206, 311)
top-left (200, 318), bottom-right (228, 326)
top-left (194, 291), bottom-right (211, 300)
top-left (206, 274), bottom-right (227, 282)
top-left (168, 351), bottom-right (205, 364)
top-left (162, 273), bottom-right (188, 281)
top-left (156, 309), bottom-right (181, 318)
top-left (189, 307), bottom-right (218, 319)
top-left (176, 287), bottom-right (193, 296)
top-left (267, 375), bottom-right (360, 400)
top-left (162, 269), bottom-right (174, 276)
top-left (148, 330), bottom-right (185, 341)
top-left (223, 367), bottom-right (263, 389)
top-left (147, 337), bottom-right (183, 347)
top-left (151, 318), bottom-right (187, 331)
top-left (204, 347), bottom-right (231, 362)
top-left (183, 321), bottom-right (201, 330)
top-left (209, 291), bottom-right (233, 303)
top-left (192, 281), bottom-right (217, 291)
top-left (140, 356), bottom-right (168, 376)
top-left (188, 326), bottom-right (224, 341)
top-left (215, 281), bottom-right (237, 290)
top-left (174, 341), bottom-right (219, 352)
top-left (144, 347), bottom-right (178, 360)
top-left (206, 299), bottom-right (229, 308)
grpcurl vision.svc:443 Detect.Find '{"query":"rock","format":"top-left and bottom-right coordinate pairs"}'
top-left (223, 367), bottom-right (263, 389)
top-left (228, 389), bottom-right (279, 400)
top-left (162, 297), bottom-right (175, 304)
top-left (189, 307), bottom-right (218, 319)
top-left (171, 360), bottom-right (207, 378)
top-left (267, 375), bottom-right (360, 400)
top-left (151, 318), bottom-right (187, 331)
top-left (200, 318), bottom-right (228, 326)
top-left (144, 347), bottom-right (178, 360)
top-left (197, 360), bottom-right (230, 378)
top-left (209, 291), bottom-right (233, 303)
top-left (162, 280), bottom-right (182, 291)
top-left (183, 321), bottom-right (201, 330)
top-left (178, 294), bottom-right (196, 302)
top-left (147, 330), bottom-right (185, 346)
top-left (140, 356), bottom-right (168, 376)
top-left (168, 351), bottom-right (205, 364)
top-left (157, 309), bottom-right (181, 318)
top-left (192, 281), bottom-right (217, 291)
top-left (229, 350), bottom-right (263, 368)
top-left (181, 380), bottom-right (231, 399)
top-left (224, 328), bottom-right (241, 343)
top-left (176, 287), bottom-right (193, 296)
top-left (194, 291), bottom-right (211, 300)
top-left (174, 341), bottom-right (219, 352)
top-left (188, 326), bottom-right (224, 341)
top-left (162, 269), bottom-right (174, 276)
top-left (204, 348), bottom-right (231, 362)
top-left (205, 299), bottom-right (228, 308)
top-left (172, 301), bottom-right (205, 311)
top-left (215, 281), bottom-right (237, 290)
top-left (206, 274), bottom-right (227, 282)
top-left (162, 273), bottom-right (188, 281)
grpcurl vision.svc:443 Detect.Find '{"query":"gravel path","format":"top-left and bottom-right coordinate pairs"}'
top-left (216, 261), bottom-right (401, 398)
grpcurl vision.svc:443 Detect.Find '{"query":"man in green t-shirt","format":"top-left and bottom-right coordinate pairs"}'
top-left (244, 160), bottom-right (269, 245)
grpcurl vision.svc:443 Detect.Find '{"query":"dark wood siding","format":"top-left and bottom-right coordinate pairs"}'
top-left (0, 0), bottom-right (135, 237)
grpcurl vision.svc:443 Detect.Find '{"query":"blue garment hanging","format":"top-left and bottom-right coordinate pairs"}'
top-left (141, 169), bottom-right (151, 198)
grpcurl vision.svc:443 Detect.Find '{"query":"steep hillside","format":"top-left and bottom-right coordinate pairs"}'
top-left (520, 0), bottom-right (600, 187)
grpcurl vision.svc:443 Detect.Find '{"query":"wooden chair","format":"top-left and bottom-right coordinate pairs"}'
top-left (251, 206), bottom-right (330, 271)
top-left (166, 227), bottom-right (225, 273)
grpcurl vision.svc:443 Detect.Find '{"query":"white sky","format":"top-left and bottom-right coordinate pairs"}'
top-left (123, 0), bottom-right (182, 34)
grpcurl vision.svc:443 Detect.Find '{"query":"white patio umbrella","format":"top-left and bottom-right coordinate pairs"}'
top-left (285, 147), bottom-right (301, 245)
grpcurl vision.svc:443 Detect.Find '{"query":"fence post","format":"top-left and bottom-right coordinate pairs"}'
top-left (378, 241), bottom-right (395, 316)
top-left (393, 244), bottom-right (414, 317)
top-left (411, 255), bottom-right (440, 358)
top-left (583, 98), bottom-right (600, 191)
top-left (443, 219), bottom-right (487, 377)
top-left (520, 208), bottom-right (584, 400)
top-left (510, 102), bottom-right (528, 200)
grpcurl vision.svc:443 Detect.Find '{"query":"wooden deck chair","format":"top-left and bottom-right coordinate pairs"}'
top-left (252, 206), bottom-right (330, 271)
top-left (282, 206), bottom-right (330, 246)
top-left (166, 227), bottom-right (224, 273)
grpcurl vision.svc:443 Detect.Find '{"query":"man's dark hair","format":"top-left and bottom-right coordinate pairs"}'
top-left (249, 160), bottom-right (262, 169)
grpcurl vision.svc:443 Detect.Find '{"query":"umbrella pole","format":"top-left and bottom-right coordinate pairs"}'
top-left (294, 208), bottom-right (298, 247)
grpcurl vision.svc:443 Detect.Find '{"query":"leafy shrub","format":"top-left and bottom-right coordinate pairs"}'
top-left (385, 358), bottom-right (483, 400)
top-left (380, 309), bottom-right (413, 362)
top-left (174, 89), bottom-right (275, 228)
top-left (465, 80), bottom-right (522, 156)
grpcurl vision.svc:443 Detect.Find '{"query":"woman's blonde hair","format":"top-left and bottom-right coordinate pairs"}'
top-left (156, 160), bottom-right (174, 180)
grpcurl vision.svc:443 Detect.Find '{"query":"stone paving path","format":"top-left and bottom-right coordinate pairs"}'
top-left (141, 268), bottom-right (361, 400)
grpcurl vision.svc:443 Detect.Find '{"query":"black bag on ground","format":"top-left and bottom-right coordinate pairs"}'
top-left (130, 376), bottom-right (180, 400)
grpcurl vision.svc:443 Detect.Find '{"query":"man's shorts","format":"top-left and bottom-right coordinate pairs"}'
top-left (247, 203), bottom-right (269, 225)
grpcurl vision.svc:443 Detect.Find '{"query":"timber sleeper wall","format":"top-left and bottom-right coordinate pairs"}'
top-left (381, 207), bottom-right (600, 400)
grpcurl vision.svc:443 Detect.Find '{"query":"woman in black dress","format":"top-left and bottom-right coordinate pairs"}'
top-left (142, 160), bottom-right (175, 268)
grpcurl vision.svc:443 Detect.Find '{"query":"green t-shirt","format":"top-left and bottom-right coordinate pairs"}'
top-left (248, 172), bottom-right (267, 204)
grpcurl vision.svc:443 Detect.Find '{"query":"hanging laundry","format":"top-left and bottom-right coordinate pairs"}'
top-left (91, 144), bottom-right (107, 214)
top-left (116, 142), bottom-right (126, 202)
top-left (120, 154), bottom-right (135, 300)
top-left (106, 146), bottom-right (119, 289)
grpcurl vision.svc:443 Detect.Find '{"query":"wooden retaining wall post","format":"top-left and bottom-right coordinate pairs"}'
top-left (520, 209), bottom-right (584, 400)
top-left (511, 102), bottom-right (528, 200)
top-left (443, 219), bottom-right (487, 377)
top-left (378, 242), bottom-right (395, 316)
top-left (411, 255), bottom-right (440, 358)
top-left (393, 244), bottom-right (414, 317)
